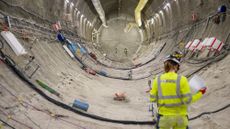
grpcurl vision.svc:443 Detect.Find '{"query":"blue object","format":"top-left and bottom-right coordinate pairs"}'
top-left (99, 70), bottom-right (107, 76)
top-left (67, 43), bottom-right (78, 53)
top-left (218, 5), bottom-right (227, 13)
top-left (80, 47), bottom-right (87, 54)
top-left (73, 100), bottom-right (89, 111)
top-left (57, 33), bottom-right (65, 42)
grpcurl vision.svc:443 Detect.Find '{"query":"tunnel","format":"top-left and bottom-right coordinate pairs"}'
top-left (0, 0), bottom-right (230, 128)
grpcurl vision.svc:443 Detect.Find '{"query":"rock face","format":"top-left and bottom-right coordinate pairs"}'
top-left (0, 0), bottom-right (230, 129)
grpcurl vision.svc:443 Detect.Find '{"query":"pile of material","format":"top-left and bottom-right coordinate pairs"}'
top-left (114, 92), bottom-right (126, 101)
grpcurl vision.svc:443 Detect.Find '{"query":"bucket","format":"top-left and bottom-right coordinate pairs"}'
top-left (72, 100), bottom-right (89, 111)
top-left (189, 75), bottom-right (206, 91)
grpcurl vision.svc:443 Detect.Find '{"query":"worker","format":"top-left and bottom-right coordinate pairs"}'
top-left (124, 48), bottom-right (128, 56)
top-left (150, 54), bottom-right (206, 129)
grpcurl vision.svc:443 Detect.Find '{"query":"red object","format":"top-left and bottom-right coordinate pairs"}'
top-left (192, 40), bottom-right (201, 52)
top-left (216, 42), bottom-right (223, 52)
top-left (85, 68), bottom-right (96, 75)
top-left (192, 12), bottom-right (198, 21)
top-left (89, 52), bottom-right (97, 60)
top-left (199, 87), bottom-right (207, 95)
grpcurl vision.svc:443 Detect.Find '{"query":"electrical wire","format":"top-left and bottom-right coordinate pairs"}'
top-left (0, 118), bottom-right (16, 129)
top-left (0, 50), bottom-right (230, 125)
top-left (0, 109), bottom-right (33, 129)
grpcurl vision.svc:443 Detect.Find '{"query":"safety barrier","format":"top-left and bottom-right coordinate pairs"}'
top-left (185, 37), bottom-right (225, 54)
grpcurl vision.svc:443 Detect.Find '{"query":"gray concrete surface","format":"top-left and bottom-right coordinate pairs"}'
top-left (0, 0), bottom-right (230, 129)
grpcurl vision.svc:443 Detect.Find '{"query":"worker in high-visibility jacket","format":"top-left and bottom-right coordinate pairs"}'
top-left (150, 54), bottom-right (206, 129)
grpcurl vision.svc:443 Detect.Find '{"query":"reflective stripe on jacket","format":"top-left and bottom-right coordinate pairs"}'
top-left (150, 72), bottom-right (202, 115)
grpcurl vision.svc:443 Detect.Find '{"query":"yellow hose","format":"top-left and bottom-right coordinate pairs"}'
top-left (135, 0), bottom-right (148, 27)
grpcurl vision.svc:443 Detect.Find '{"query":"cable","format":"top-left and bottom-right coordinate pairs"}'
top-left (1, 50), bottom-right (230, 126)
top-left (189, 104), bottom-right (230, 120)
top-left (0, 118), bottom-right (16, 129)
top-left (0, 109), bottom-right (33, 129)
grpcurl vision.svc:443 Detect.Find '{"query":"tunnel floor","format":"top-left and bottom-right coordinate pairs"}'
top-left (99, 18), bottom-right (141, 65)
top-left (0, 1), bottom-right (230, 129)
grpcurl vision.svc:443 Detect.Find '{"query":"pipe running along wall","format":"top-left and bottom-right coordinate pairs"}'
top-left (91, 0), bottom-right (107, 27)
top-left (135, 0), bottom-right (148, 27)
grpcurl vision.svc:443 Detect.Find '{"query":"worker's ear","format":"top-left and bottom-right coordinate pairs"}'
top-left (175, 65), bottom-right (180, 72)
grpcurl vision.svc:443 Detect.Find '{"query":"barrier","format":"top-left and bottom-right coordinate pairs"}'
top-left (196, 38), bottom-right (209, 51)
top-left (185, 41), bottom-right (193, 49)
top-left (205, 37), bottom-right (224, 52)
top-left (1, 31), bottom-right (27, 56)
top-left (189, 39), bottom-right (201, 52)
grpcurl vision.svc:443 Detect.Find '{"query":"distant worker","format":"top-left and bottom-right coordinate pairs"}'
top-left (124, 48), bottom-right (128, 56)
top-left (150, 54), bottom-right (206, 129)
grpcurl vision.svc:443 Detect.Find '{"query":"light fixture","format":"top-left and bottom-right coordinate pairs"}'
top-left (164, 3), bottom-right (170, 9)
top-left (155, 13), bottom-right (160, 17)
top-left (70, 2), bottom-right (74, 7)
top-left (159, 10), bottom-right (163, 15)
top-left (65, 0), bottom-right (69, 4)
top-left (151, 18), bottom-right (154, 24)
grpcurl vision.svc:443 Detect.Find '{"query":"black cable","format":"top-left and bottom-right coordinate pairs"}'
top-left (0, 118), bottom-right (16, 129)
top-left (1, 50), bottom-right (230, 125)
top-left (189, 104), bottom-right (230, 120)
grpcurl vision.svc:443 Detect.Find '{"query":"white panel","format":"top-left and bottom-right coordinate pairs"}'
top-left (1, 31), bottom-right (27, 56)
top-left (63, 45), bottom-right (74, 58)
top-left (205, 37), bottom-right (222, 49)
top-left (196, 38), bottom-right (209, 50)
top-left (185, 41), bottom-right (192, 49)
top-left (189, 39), bottom-right (200, 51)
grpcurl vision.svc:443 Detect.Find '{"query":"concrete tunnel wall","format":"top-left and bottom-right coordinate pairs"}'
top-left (0, 0), bottom-right (230, 129)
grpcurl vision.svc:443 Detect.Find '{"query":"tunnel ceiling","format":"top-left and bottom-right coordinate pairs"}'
top-left (83, 0), bottom-right (157, 21)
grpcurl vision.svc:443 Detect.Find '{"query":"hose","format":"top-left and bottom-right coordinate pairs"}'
top-left (1, 50), bottom-right (230, 125)
top-left (0, 118), bottom-right (16, 129)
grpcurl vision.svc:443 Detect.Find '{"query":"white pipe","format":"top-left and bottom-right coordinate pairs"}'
top-left (135, 0), bottom-right (148, 27)
top-left (91, 0), bottom-right (108, 27)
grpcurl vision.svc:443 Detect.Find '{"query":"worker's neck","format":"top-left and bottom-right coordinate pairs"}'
top-left (168, 69), bottom-right (176, 73)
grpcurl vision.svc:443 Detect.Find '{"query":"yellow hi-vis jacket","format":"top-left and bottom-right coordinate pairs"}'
top-left (150, 72), bottom-right (202, 116)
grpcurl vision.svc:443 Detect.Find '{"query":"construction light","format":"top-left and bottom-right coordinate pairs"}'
top-left (70, 2), bottom-right (74, 7)
top-left (164, 3), bottom-right (170, 10)
top-left (151, 18), bottom-right (154, 24)
top-left (159, 10), bottom-right (163, 15)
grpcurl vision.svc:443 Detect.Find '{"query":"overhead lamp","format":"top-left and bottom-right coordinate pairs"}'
top-left (159, 10), bottom-right (163, 14)
top-left (164, 3), bottom-right (170, 9)
top-left (155, 13), bottom-right (160, 17)
top-left (151, 18), bottom-right (154, 24)
top-left (70, 2), bottom-right (74, 7)
top-left (65, 0), bottom-right (69, 4)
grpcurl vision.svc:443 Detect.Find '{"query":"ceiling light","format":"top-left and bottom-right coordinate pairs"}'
top-left (159, 10), bottom-right (163, 14)
top-left (70, 2), bottom-right (74, 7)
top-left (65, 0), bottom-right (69, 4)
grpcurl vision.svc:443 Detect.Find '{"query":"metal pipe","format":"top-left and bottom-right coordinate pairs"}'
top-left (91, 0), bottom-right (107, 27)
top-left (135, 0), bottom-right (148, 27)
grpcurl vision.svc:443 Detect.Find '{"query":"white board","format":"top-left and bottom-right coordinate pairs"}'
top-left (63, 45), bottom-right (74, 58)
top-left (1, 31), bottom-right (27, 56)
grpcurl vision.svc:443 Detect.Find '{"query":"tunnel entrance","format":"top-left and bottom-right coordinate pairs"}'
top-left (99, 18), bottom-right (142, 64)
